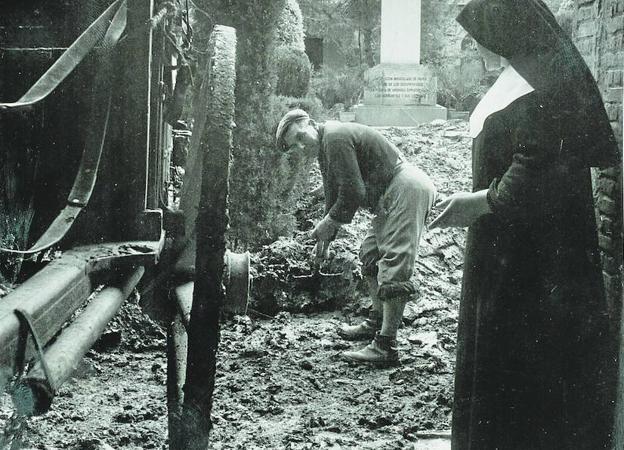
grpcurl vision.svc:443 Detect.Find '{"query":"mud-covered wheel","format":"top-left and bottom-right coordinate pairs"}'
top-left (169, 25), bottom-right (237, 450)
top-left (177, 25), bottom-right (237, 272)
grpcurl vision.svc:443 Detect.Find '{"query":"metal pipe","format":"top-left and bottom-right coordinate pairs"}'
top-left (173, 281), bottom-right (193, 330)
top-left (166, 313), bottom-right (188, 445)
top-left (172, 251), bottom-right (250, 330)
top-left (15, 267), bottom-right (145, 416)
top-left (167, 314), bottom-right (188, 404)
top-left (0, 255), bottom-right (92, 379)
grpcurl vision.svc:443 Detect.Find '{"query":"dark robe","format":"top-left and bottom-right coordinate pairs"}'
top-left (451, 92), bottom-right (618, 449)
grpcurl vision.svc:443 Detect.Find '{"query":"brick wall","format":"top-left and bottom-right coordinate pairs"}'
top-left (573, 0), bottom-right (623, 447)
top-left (575, 0), bottom-right (623, 306)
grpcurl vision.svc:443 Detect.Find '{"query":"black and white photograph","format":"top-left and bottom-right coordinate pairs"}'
top-left (0, 0), bottom-right (622, 449)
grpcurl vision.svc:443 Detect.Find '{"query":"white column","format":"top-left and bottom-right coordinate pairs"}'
top-left (380, 0), bottom-right (421, 65)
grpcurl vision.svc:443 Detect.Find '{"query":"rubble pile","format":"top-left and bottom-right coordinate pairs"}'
top-left (252, 120), bottom-right (471, 317)
top-left (9, 120), bottom-right (474, 449)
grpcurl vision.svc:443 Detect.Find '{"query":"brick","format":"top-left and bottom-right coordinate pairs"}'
top-left (601, 50), bottom-right (624, 67)
top-left (598, 178), bottom-right (620, 198)
top-left (606, 17), bottom-right (624, 33)
top-left (597, 195), bottom-right (618, 215)
top-left (604, 40), bottom-right (622, 55)
top-left (598, 168), bottom-right (619, 181)
top-left (577, 19), bottom-right (597, 38)
top-left (598, 175), bottom-right (620, 194)
top-left (603, 271), bottom-right (622, 299)
top-left (609, 51), bottom-right (624, 66)
top-left (575, 36), bottom-right (595, 55)
top-left (599, 233), bottom-right (615, 251)
top-left (598, 216), bottom-right (616, 235)
top-left (601, 253), bottom-right (623, 273)
top-left (607, 69), bottom-right (623, 88)
top-left (605, 103), bottom-right (622, 121)
top-left (607, 43), bottom-right (624, 58)
top-left (601, 167), bottom-right (623, 178)
top-left (578, 4), bottom-right (595, 20)
top-left (601, 87), bottom-right (623, 102)
top-left (607, 25), bottom-right (624, 40)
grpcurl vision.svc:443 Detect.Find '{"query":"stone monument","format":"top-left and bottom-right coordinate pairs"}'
top-left (354, 0), bottom-right (447, 126)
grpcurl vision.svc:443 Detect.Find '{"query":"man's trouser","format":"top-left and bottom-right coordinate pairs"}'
top-left (360, 162), bottom-right (436, 300)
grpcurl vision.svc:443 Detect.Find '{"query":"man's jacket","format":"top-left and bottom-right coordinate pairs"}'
top-left (318, 121), bottom-right (403, 223)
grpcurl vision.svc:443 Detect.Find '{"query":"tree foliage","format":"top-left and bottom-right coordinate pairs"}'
top-left (273, 0), bottom-right (312, 97)
top-left (273, 46), bottom-right (312, 97)
top-left (274, 0), bottom-right (306, 51)
top-left (309, 64), bottom-right (367, 109)
top-left (341, 0), bottom-right (380, 67)
top-left (299, 0), bottom-right (380, 67)
top-left (189, 1), bottom-right (285, 247)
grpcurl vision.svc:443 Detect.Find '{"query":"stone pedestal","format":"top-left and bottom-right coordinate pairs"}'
top-left (354, 104), bottom-right (448, 126)
top-left (363, 64), bottom-right (437, 106)
top-left (354, 64), bottom-right (447, 126)
top-left (353, 0), bottom-right (447, 126)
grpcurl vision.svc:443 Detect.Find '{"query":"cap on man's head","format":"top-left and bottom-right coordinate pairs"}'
top-left (275, 108), bottom-right (310, 150)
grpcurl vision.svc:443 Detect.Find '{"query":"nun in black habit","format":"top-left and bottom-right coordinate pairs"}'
top-left (430, 0), bottom-right (620, 448)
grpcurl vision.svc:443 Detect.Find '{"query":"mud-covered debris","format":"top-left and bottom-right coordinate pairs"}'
top-left (71, 439), bottom-right (115, 450)
top-left (407, 331), bottom-right (440, 348)
top-left (0, 283), bottom-right (12, 298)
top-left (10, 120), bottom-right (473, 450)
top-left (93, 330), bottom-right (122, 352)
top-left (299, 359), bottom-right (314, 370)
top-left (251, 234), bottom-right (361, 314)
top-left (102, 292), bottom-right (166, 352)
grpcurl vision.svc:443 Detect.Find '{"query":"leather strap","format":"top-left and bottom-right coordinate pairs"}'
top-left (13, 309), bottom-right (53, 390)
top-left (0, 1), bottom-right (127, 255)
top-left (0, 0), bottom-right (125, 111)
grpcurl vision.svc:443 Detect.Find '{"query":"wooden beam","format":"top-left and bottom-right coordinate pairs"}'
top-left (120, 0), bottom-right (153, 238)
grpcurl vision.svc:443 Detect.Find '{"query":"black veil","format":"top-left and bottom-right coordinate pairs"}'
top-left (457, 0), bottom-right (620, 168)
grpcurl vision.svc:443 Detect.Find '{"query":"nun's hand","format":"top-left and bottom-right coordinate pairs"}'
top-left (429, 190), bottom-right (491, 229)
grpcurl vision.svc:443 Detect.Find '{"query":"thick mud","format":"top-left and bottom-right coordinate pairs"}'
top-left (1, 120), bottom-right (472, 449)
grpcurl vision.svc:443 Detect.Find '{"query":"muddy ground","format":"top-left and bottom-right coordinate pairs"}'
top-left (1, 120), bottom-right (472, 449)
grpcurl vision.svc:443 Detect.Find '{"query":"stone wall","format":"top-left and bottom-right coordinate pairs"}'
top-left (572, 0), bottom-right (623, 447)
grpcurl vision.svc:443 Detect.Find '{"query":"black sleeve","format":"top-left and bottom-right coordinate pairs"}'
top-left (327, 138), bottom-right (366, 224)
top-left (318, 150), bottom-right (333, 216)
top-left (487, 98), bottom-right (565, 223)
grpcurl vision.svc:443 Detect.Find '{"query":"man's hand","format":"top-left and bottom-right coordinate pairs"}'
top-left (310, 215), bottom-right (342, 242)
top-left (429, 190), bottom-right (491, 229)
top-left (313, 240), bottom-right (331, 260)
top-left (309, 185), bottom-right (324, 200)
top-left (310, 215), bottom-right (342, 260)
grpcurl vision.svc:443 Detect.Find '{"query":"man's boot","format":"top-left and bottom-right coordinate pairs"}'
top-left (337, 314), bottom-right (381, 341)
top-left (342, 331), bottom-right (399, 366)
top-left (338, 275), bottom-right (382, 341)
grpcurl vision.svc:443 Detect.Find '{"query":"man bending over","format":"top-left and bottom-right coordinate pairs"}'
top-left (276, 110), bottom-right (435, 366)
